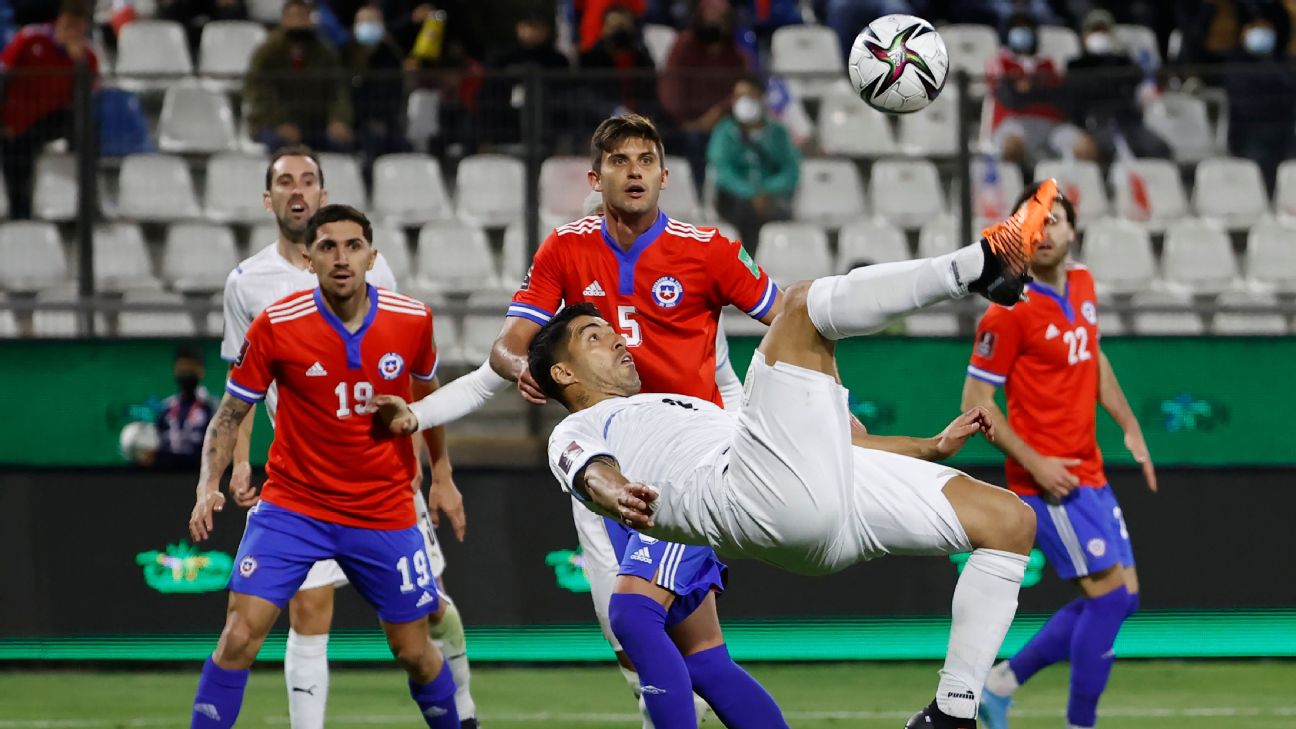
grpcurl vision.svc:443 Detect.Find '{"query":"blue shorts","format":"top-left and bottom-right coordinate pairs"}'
top-left (230, 501), bottom-right (440, 624)
top-left (1021, 484), bottom-right (1135, 581)
top-left (610, 518), bottom-right (727, 629)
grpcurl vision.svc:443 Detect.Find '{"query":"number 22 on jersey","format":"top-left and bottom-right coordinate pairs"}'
top-left (1062, 327), bottom-right (1091, 366)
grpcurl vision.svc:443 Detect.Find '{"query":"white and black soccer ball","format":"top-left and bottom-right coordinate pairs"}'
top-left (848, 14), bottom-right (948, 114)
top-left (120, 420), bottom-right (159, 462)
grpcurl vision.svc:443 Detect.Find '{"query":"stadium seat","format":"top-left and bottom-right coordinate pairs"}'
top-left (1115, 24), bottom-right (1160, 66)
top-left (319, 152), bottom-right (368, 209)
top-left (1161, 218), bottom-right (1238, 294)
top-left (903, 309), bottom-right (961, 336)
top-left (540, 156), bottom-right (593, 223)
top-left (247, 0), bottom-right (286, 24)
top-left (32, 153), bottom-right (78, 222)
top-left (1109, 158), bottom-right (1188, 232)
top-left (414, 222), bottom-right (500, 294)
top-left (1274, 160), bottom-right (1296, 218)
top-left (455, 154), bottom-right (525, 227)
top-left (1192, 157), bottom-right (1269, 228)
top-left (1095, 295), bottom-right (1127, 336)
top-left (0, 170), bottom-right (8, 219)
top-left (1245, 218), bottom-right (1296, 293)
top-left (1129, 289), bottom-right (1204, 335)
top-left (917, 214), bottom-right (960, 258)
top-left (502, 221), bottom-right (547, 285)
top-left (661, 155), bottom-right (702, 221)
top-left (161, 223), bottom-right (239, 292)
top-left (869, 158), bottom-right (945, 230)
top-left (32, 287), bottom-right (80, 337)
top-left (93, 222), bottom-right (162, 292)
top-left (1034, 159), bottom-right (1109, 226)
top-left (114, 20), bottom-right (193, 92)
top-left (792, 159), bottom-right (866, 228)
top-left (1144, 93), bottom-right (1216, 163)
top-left (1037, 25), bottom-right (1082, 68)
top-left (157, 81), bottom-right (238, 153)
top-left (247, 222), bottom-right (279, 250)
top-left (116, 290), bottom-right (196, 337)
top-left (205, 153), bottom-right (269, 224)
top-left (771, 25), bottom-right (842, 99)
top-left (940, 24), bottom-right (999, 77)
top-left (969, 156), bottom-right (1025, 227)
top-left (405, 89), bottom-right (440, 154)
top-left (897, 90), bottom-right (958, 156)
top-left (1078, 218), bottom-right (1156, 294)
top-left (116, 154), bottom-right (202, 222)
top-left (372, 223), bottom-right (413, 288)
top-left (458, 292), bottom-right (513, 364)
top-left (1211, 289), bottom-right (1287, 335)
top-left (198, 20), bottom-right (267, 89)
top-left (0, 221), bottom-right (68, 291)
top-left (836, 218), bottom-right (909, 271)
top-left (372, 154), bottom-right (452, 224)
top-left (0, 294), bottom-right (17, 338)
top-left (206, 291), bottom-right (224, 337)
top-left (755, 222), bottom-right (833, 287)
top-left (643, 24), bottom-right (677, 68)
top-left (818, 83), bottom-right (896, 158)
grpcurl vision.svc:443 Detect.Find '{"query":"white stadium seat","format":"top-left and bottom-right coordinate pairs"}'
top-left (898, 90), bottom-right (958, 156)
top-left (836, 218), bottom-right (909, 271)
top-left (117, 290), bottom-right (196, 337)
top-left (116, 154), bottom-right (202, 222)
top-left (32, 287), bottom-right (80, 337)
top-left (371, 223), bottom-right (412, 288)
top-left (32, 153), bottom-right (78, 222)
top-left (93, 222), bottom-right (162, 292)
top-left (793, 159), bottom-right (866, 228)
top-left (1144, 93), bottom-right (1216, 163)
top-left (1192, 157), bottom-right (1269, 228)
top-left (372, 154), bottom-right (452, 224)
top-left (1245, 218), bottom-right (1296, 293)
top-left (247, 222), bottom-right (279, 250)
top-left (771, 25), bottom-right (842, 99)
top-left (205, 153), bottom-right (269, 224)
top-left (458, 292), bottom-right (513, 364)
top-left (969, 156), bottom-right (1024, 227)
top-left (643, 24), bottom-right (677, 68)
top-left (940, 24), bottom-right (999, 77)
top-left (1211, 289), bottom-right (1287, 335)
top-left (1130, 289), bottom-right (1204, 335)
top-left (1095, 294), bottom-right (1127, 336)
top-left (114, 20), bottom-right (193, 92)
top-left (1037, 25), bottom-right (1081, 68)
top-left (917, 214), bottom-right (959, 258)
top-left (162, 223), bottom-right (240, 292)
top-left (502, 221), bottom-right (546, 286)
top-left (0, 221), bottom-right (68, 291)
top-left (1109, 158), bottom-right (1188, 232)
top-left (1115, 24), bottom-right (1160, 66)
top-left (247, 0), bottom-right (286, 24)
top-left (1275, 160), bottom-right (1296, 218)
top-left (1078, 218), bottom-right (1156, 294)
top-left (540, 156), bottom-right (592, 223)
top-left (198, 20), bottom-right (267, 89)
top-left (1034, 159), bottom-right (1109, 226)
top-left (869, 158), bottom-right (945, 230)
top-left (903, 309), bottom-right (961, 336)
top-left (1161, 218), bottom-right (1238, 294)
top-left (755, 222), bottom-right (833, 287)
top-left (455, 154), bottom-right (525, 227)
top-left (206, 291), bottom-right (224, 337)
top-left (660, 155), bottom-right (702, 221)
top-left (0, 293), bottom-right (17, 337)
top-left (318, 153), bottom-right (368, 209)
top-left (158, 81), bottom-right (238, 153)
top-left (818, 83), bottom-right (896, 158)
top-left (415, 222), bottom-right (499, 294)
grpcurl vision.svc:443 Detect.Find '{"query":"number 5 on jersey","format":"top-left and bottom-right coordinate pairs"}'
top-left (618, 305), bottom-right (642, 347)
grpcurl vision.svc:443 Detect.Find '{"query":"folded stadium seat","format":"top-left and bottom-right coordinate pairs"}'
top-left (968, 156), bottom-right (1025, 229)
top-left (0, 221), bottom-right (69, 291)
top-left (32, 287), bottom-right (81, 337)
top-left (206, 291), bottom-right (224, 337)
top-left (405, 88), bottom-right (439, 154)
top-left (0, 294), bottom-right (17, 338)
top-left (940, 24), bottom-right (999, 76)
top-left (455, 154), bottom-right (526, 228)
top-left (414, 221), bottom-right (500, 295)
top-left (93, 222), bottom-right (163, 292)
top-left (247, 0), bottom-right (286, 24)
top-left (722, 305), bottom-right (768, 337)
top-left (818, 82), bottom-right (896, 158)
top-left (1114, 24), bottom-right (1160, 66)
top-left (1076, 217), bottom-right (1157, 294)
top-left (458, 292), bottom-right (514, 365)
top-left (792, 158), bottom-right (867, 229)
top-left (1192, 157), bottom-right (1270, 229)
top-left (1245, 218), bottom-right (1296, 293)
top-left (371, 154), bottom-right (452, 225)
top-left (157, 81), bottom-right (239, 153)
top-left (32, 153), bottom-right (78, 222)
top-left (661, 155), bottom-right (703, 221)
top-left (247, 221), bottom-right (279, 249)
top-left (1094, 294), bottom-right (1127, 336)
top-left (204, 153), bottom-right (269, 224)
top-left (902, 308), bottom-right (961, 336)
top-left (756, 222), bottom-right (833, 287)
top-left (771, 25), bottom-right (843, 100)
top-left (539, 156), bottom-right (593, 224)
top-left (1144, 93), bottom-right (1217, 163)
top-left (869, 158), bottom-right (945, 230)
top-left (316, 152), bottom-right (367, 210)
top-left (897, 90), bottom-right (958, 156)
top-left (836, 218), bottom-right (909, 272)
top-left (1211, 289), bottom-right (1287, 335)
top-left (369, 222), bottom-right (412, 289)
top-left (198, 20), bottom-right (267, 91)
top-left (501, 221), bottom-right (550, 286)
top-left (1033, 159), bottom-right (1110, 227)
top-left (116, 154), bottom-right (202, 222)
top-left (917, 214), bottom-right (960, 258)
top-left (162, 223), bottom-right (240, 292)
top-left (1274, 160), bottom-right (1296, 218)
top-left (1129, 289), bottom-right (1204, 335)
top-left (1109, 158), bottom-right (1188, 232)
top-left (117, 290), bottom-right (197, 337)
top-left (114, 20), bottom-right (193, 93)
top-left (1161, 218), bottom-right (1239, 295)
top-left (642, 24), bottom-right (677, 68)
top-left (1036, 25), bottom-right (1082, 69)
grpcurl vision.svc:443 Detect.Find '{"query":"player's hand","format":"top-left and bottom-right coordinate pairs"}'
top-left (615, 483), bottom-right (657, 530)
top-left (230, 462), bottom-right (260, 508)
top-left (373, 394), bottom-right (418, 435)
top-left (428, 471), bottom-right (467, 542)
top-left (1124, 429), bottom-right (1157, 493)
top-left (1029, 455), bottom-right (1082, 501)
top-left (516, 368), bottom-right (547, 405)
top-left (932, 406), bottom-right (995, 460)
top-left (189, 488), bottom-right (226, 542)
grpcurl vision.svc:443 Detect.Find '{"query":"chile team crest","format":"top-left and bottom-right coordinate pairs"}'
top-left (651, 276), bottom-right (683, 308)
top-left (378, 352), bottom-right (405, 380)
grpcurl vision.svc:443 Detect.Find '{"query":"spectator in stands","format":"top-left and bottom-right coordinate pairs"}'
top-left (156, 0), bottom-right (247, 49)
top-left (945, 0), bottom-right (1063, 27)
top-left (147, 347), bottom-right (216, 470)
top-left (245, 0), bottom-right (354, 152)
top-left (342, 5), bottom-right (409, 169)
top-left (1065, 9), bottom-right (1171, 162)
top-left (576, 0), bottom-right (645, 52)
top-left (984, 12), bottom-right (1096, 171)
top-left (0, 0), bottom-right (98, 220)
top-left (481, 10), bottom-right (570, 148)
top-left (579, 5), bottom-right (661, 119)
top-left (1225, 13), bottom-right (1296, 193)
top-left (659, 0), bottom-right (749, 192)
top-left (823, 0), bottom-right (926, 64)
top-left (707, 76), bottom-right (799, 248)
top-left (1178, 0), bottom-right (1243, 65)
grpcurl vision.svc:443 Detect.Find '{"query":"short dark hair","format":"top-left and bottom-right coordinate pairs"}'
top-left (59, 0), bottom-right (91, 20)
top-left (265, 145), bottom-right (324, 190)
top-left (174, 346), bottom-right (203, 364)
top-left (1015, 180), bottom-right (1075, 227)
top-left (305, 204), bottom-right (373, 247)
top-left (528, 302), bottom-right (602, 404)
top-left (590, 114), bottom-right (666, 172)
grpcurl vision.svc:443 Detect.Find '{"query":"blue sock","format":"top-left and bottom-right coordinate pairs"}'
top-left (409, 662), bottom-right (459, 729)
top-left (1068, 586), bottom-right (1131, 728)
top-left (684, 644), bottom-right (788, 729)
top-left (609, 592), bottom-right (697, 729)
top-left (1009, 597), bottom-right (1085, 684)
top-left (190, 656), bottom-right (249, 729)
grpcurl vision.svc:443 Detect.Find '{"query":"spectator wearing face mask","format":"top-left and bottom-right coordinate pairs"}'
top-left (342, 5), bottom-right (410, 168)
top-left (147, 347), bottom-right (216, 469)
top-left (707, 76), bottom-right (799, 248)
top-left (576, 0), bottom-right (645, 52)
top-left (1225, 13), bottom-right (1296, 193)
top-left (579, 5), bottom-right (661, 118)
top-left (984, 13), bottom-right (1097, 170)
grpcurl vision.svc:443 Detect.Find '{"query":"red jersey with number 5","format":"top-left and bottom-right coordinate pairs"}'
top-left (227, 285), bottom-right (437, 528)
top-left (509, 213), bottom-right (776, 405)
top-left (967, 264), bottom-right (1105, 496)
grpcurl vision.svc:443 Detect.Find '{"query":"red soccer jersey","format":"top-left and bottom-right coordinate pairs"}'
top-left (227, 286), bottom-right (437, 529)
top-left (967, 265), bottom-right (1105, 496)
top-left (1, 25), bottom-right (99, 137)
top-left (509, 213), bottom-right (776, 405)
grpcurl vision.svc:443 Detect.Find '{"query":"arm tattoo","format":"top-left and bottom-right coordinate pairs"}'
top-left (198, 395), bottom-right (254, 490)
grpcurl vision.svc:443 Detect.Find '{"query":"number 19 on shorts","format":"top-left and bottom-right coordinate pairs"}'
top-left (396, 547), bottom-right (433, 593)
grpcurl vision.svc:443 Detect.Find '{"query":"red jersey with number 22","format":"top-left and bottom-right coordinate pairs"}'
top-left (226, 285), bottom-right (437, 529)
top-left (509, 213), bottom-right (777, 406)
top-left (967, 264), bottom-right (1105, 496)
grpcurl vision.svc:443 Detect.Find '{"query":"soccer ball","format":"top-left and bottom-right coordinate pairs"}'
top-left (120, 420), bottom-right (159, 463)
top-left (848, 14), bottom-right (948, 114)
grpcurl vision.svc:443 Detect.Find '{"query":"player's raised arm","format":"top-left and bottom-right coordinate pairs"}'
top-left (1098, 350), bottom-right (1157, 493)
top-left (492, 230), bottom-right (567, 403)
top-left (190, 394), bottom-right (253, 541)
top-left (576, 458), bottom-right (657, 530)
top-left (490, 317), bottom-right (547, 403)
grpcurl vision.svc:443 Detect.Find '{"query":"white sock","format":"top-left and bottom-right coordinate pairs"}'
top-left (806, 244), bottom-right (984, 340)
top-left (985, 660), bottom-right (1021, 696)
top-left (936, 549), bottom-right (1028, 719)
top-left (429, 597), bottom-right (477, 720)
top-left (285, 629), bottom-right (329, 729)
top-left (621, 665), bottom-right (709, 727)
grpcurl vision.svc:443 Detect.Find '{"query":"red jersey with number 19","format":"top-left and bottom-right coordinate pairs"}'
top-left (226, 285), bottom-right (438, 529)
top-left (509, 213), bottom-right (776, 406)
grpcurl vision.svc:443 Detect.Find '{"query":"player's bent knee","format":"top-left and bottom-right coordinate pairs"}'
top-left (214, 614), bottom-right (266, 668)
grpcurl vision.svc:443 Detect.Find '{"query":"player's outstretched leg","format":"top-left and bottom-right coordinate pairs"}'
top-left (384, 616), bottom-right (460, 728)
top-left (285, 585), bottom-right (336, 729)
top-left (191, 593), bottom-right (280, 728)
top-left (609, 587), bottom-right (700, 728)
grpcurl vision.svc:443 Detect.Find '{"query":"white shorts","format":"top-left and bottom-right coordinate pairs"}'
top-left (571, 499), bottom-right (625, 651)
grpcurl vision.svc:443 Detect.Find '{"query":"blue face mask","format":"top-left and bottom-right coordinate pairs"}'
top-left (1244, 26), bottom-right (1276, 56)
top-left (354, 21), bottom-right (384, 47)
top-left (1007, 26), bottom-right (1036, 54)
